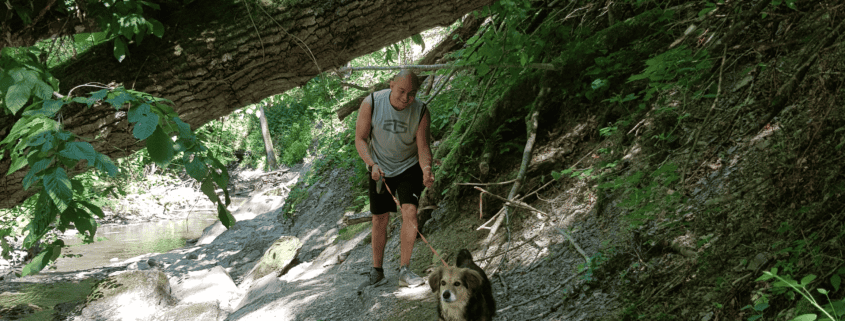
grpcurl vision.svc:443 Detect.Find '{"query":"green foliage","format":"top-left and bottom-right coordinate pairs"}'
top-left (628, 45), bottom-right (712, 101)
top-left (87, 0), bottom-right (165, 61)
top-left (599, 163), bottom-right (683, 230)
top-left (1, 26), bottom-right (234, 274)
top-left (756, 267), bottom-right (845, 321)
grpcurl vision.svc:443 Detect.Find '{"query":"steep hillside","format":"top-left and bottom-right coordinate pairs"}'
top-left (397, 1), bottom-right (845, 320)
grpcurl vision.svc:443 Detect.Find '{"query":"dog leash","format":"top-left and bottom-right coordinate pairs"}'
top-left (380, 177), bottom-right (449, 267)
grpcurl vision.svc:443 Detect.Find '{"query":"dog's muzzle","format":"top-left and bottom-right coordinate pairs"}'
top-left (441, 290), bottom-right (457, 303)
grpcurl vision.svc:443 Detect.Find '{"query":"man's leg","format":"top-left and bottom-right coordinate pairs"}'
top-left (399, 203), bottom-right (417, 267)
top-left (372, 213), bottom-right (389, 268)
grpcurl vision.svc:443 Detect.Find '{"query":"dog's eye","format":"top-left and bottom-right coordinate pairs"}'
top-left (441, 280), bottom-right (446, 286)
top-left (454, 282), bottom-right (461, 287)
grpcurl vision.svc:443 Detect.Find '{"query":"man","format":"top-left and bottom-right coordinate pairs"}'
top-left (355, 70), bottom-right (434, 290)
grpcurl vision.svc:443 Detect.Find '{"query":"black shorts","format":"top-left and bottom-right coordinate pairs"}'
top-left (370, 163), bottom-right (425, 215)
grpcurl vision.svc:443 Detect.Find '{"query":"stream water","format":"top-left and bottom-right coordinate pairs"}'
top-left (46, 211), bottom-right (219, 273)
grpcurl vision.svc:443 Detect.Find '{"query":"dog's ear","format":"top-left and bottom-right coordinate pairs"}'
top-left (462, 269), bottom-right (484, 291)
top-left (429, 267), bottom-right (443, 293)
top-left (456, 249), bottom-right (474, 268)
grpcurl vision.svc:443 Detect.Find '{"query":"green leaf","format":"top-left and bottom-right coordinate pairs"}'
top-left (33, 81), bottom-right (54, 100)
top-left (90, 89), bottom-right (109, 103)
top-left (753, 302), bottom-right (769, 311)
top-left (146, 125), bottom-right (174, 165)
top-left (23, 158), bottom-right (52, 190)
top-left (217, 202), bottom-right (236, 229)
top-left (756, 271), bottom-right (776, 282)
top-left (138, 1), bottom-right (161, 10)
top-left (411, 34), bottom-right (425, 52)
top-left (6, 83), bottom-right (32, 114)
top-left (21, 244), bottom-right (60, 277)
top-left (7, 152), bottom-right (28, 175)
top-left (105, 89), bottom-right (135, 108)
top-left (150, 20), bottom-right (165, 37)
top-left (831, 274), bottom-right (841, 292)
top-left (172, 116), bottom-right (191, 137)
top-left (23, 98), bottom-right (65, 117)
top-left (152, 102), bottom-right (175, 117)
top-left (476, 63), bottom-right (490, 76)
top-left (94, 153), bottom-right (118, 177)
top-left (59, 141), bottom-right (98, 164)
top-left (551, 171), bottom-right (562, 180)
top-left (817, 288), bottom-right (828, 295)
top-left (43, 167), bottom-right (73, 213)
top-left (130, 104), bottom-right (159, 140)
top-left (200, 178), bottom-right (220, 203)
top-left (791, 314), bottom-right (817, 321)
top-left (71, 179), bottom-right (84, 194)
top-left (77, 200), bottom-right (106, 219)
top-left (114, 37), bottom-right (128, 62)
top-left (185, 156), bottom-right (208, 181)
top-left (801, 274), bottom-right (817, 286)
top-left (71, 209), bottom-right (97, 241)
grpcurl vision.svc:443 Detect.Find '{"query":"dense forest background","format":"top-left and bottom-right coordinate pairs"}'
top-left (2, 0), bottom-right (845, 320)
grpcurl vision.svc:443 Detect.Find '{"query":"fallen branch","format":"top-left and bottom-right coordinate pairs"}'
top-left (474, 186), bottom-right (549, 220)
top-left (336, 63), bottom-right (557, 73)
top-left (340, 82), bottom-right (368, 91)
top-left (474, 233), bottom-right (541, 262)
top-left (485, 106), bottom-right (543, 243)
top-left (557, 228), bottom-right (590, 264)
top-left (497, 268), bottom-right (586, 313)
top-left (456, 179), bottom-right (517, 186)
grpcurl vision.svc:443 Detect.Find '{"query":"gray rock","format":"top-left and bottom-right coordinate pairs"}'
top-left (170, 265), bottom-right (240, 311)
top-left (746, 253), bottom-right (768, 271)
top-left (158, 302), bottom-right (227, 321)
top-left (239, 235), bottom-right (302, 290)
top-left (186, 252), bottom-right (198, 260)
top-left (235, 272), bottom-right (283, 310)
top-left (79, 270), bottom-right (175, 321)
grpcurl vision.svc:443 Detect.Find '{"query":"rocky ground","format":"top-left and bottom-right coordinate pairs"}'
top-left (0, 145), bottom-right (623, 321)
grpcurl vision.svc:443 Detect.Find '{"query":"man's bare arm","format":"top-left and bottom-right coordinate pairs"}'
top-left (355, 96), bottom-right (376, 168)
top-left (417, 109), bottom-right (433, 175)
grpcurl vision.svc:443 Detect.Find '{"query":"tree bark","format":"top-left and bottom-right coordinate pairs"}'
top-left (258, 103), bottom-right (278, 170)
top-left (0, 0), bottom-right (494, 209)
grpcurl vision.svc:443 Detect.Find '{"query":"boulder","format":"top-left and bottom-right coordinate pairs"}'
top-left (158, 302), bottom-right (228, 321)
top-left (234, 272), bottom-right (284, 310)
top-left (170, 265), bottom-right (240, 310)
top-left (239, 235), bottom-right (302, 290)
top-left (79, 270), bottom-right (175, 321)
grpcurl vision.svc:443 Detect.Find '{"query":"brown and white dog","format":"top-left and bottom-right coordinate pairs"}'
top-left (429, 249), bottom-right (496, 321)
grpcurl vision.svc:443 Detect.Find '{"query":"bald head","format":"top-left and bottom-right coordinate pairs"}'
top-left (393, 70), bottom-right (421, 91)
top-left (388, 69), bottom-right (420, 110)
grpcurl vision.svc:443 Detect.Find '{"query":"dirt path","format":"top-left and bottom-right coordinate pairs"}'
top-left (3, 155), bottom-right (626, 321)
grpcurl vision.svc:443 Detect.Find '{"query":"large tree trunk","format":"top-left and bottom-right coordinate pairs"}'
top-left (0, 0), bottom-right (494, 209)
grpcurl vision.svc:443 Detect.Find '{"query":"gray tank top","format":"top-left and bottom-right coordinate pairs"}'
top-left (367, 89), bottom-right (427, 177)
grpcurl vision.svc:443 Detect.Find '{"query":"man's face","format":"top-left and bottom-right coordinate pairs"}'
top-left (389, 75), bottom-right (417, 110)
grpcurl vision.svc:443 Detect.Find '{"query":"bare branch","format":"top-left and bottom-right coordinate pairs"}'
top-left (336, 63), bottom-right (557, 73)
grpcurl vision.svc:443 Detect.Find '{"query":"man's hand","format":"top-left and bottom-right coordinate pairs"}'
top-left (422, 166), bottom-right (434, 188)
top-left (371, 164), bottom-right (385, 181)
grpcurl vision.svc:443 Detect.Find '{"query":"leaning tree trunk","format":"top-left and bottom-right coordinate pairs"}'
top-left (0, 0), bottom-right (494, 209)
top-left (258, 103), bottom-right (278, 170)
